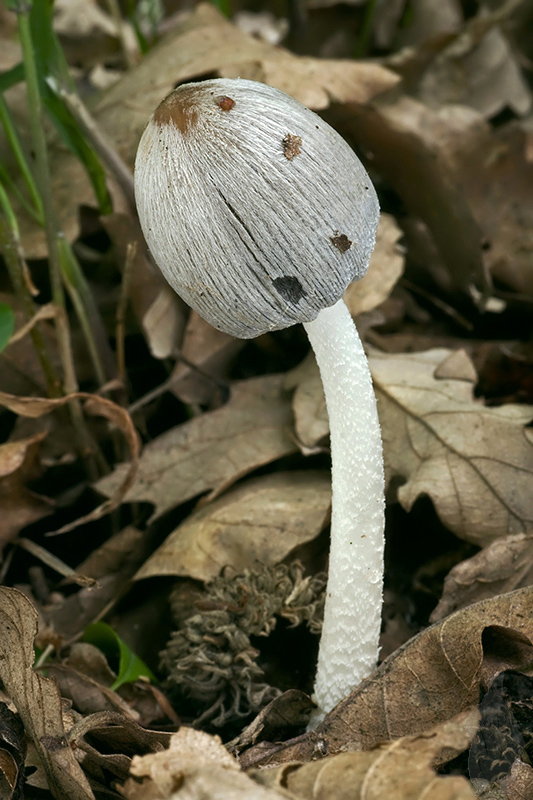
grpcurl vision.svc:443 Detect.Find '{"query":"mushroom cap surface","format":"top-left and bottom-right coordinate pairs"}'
top-left (135, 78), bottom-right (379, 338)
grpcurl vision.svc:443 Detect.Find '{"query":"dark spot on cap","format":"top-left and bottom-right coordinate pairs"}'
top-left (217, 96), bottom-right (235, 111)
top-left (330, 233), bottom-right (352, 253)
top-left (282, 134), bottom-right (302, 161)
top-left (273, 276), bottom-right (305, 303)
top-left (153, 85), bottom-right (200, 134)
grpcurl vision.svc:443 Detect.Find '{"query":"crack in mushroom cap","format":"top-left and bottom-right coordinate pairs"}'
top-left (135, 78), bottom-right (379, 338)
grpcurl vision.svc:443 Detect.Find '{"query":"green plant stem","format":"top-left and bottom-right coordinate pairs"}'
top-left (354, 0), bottom-right (378, 58)
top-left (57, 236), bottom-right (108, 387)
top-left (0, 92), bottom-right (44, 224)
top-left (0, 184), bottom-right (59, 395)
top-left (17, 10), bottom-right (103, 478)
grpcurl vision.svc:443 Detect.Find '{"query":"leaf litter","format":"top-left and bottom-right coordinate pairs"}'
top-left (1, 1), bottom-right (533, 798)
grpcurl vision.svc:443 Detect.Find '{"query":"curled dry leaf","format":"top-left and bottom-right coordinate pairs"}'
top-left (16, 3), bottom-right (397, 259)
top-left (289, 348), bottom-right (533, 546)
top-left (432, 533), bottom-right (533, 621)
top-left (121, 727), bottom-right (289, 800)
top-left (241, 586), bottom-right (533, 767)
top-left (136, 471), bottom-right (331, 582)
top-left (96, 375), bottom-right (297, 520)
top-left (0, 390), bottom-right (140, 535)
top-left (253, 709), bottom-right (478, 800)
top-left (0, 587), bottom-right (95, 800)
top-left (0, 702), bottom-right (25, 800)
top-left (0, 433), bottom-right (53, 551)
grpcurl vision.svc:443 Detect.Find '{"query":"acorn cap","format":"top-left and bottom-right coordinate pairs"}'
top-left (134, 78), bottom-right (379, 338)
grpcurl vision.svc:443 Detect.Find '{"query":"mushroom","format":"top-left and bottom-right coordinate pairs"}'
top-left (134, 78), bottom-right (384, 723)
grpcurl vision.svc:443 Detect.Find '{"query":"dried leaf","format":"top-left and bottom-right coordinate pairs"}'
top-left (0, 703), bottom-right (25, 800)
top-left (432, 533), bottom-right (533, 621)
top-left (0, 391), bottom-right (140, 535)
top-left (136, 471), bottom-right (330, 581)
top-left (96, 375), bottom-right (297, 520)
top-left (370, 348), bottom-right (533, 546)
top-left (0, 433), bottom-right (53, 550)
top-left (339, 96), bottom-right (489, 296)
top-left (343, 213), bottom-right (405, 318)
top-left (241, 586), bottom-right (533, 766)
top-left (121, 727), bottom-right (288, 800)
top-left (169, 311), bottom-right (243, 406)
top-left (253, 709), bottom-right (478, 800)
top-left (0, 588), bottom-right (95, 800)
top-left (289, 347), bottom-right (533, 545)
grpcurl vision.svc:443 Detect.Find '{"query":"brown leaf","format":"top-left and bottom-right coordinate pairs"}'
top-left (121, 727), bottom-right (288, 800)
top-left (241, 586), bottom-right (533, 766)
top-left (370, 348), bottom-right (533, 546)
top-left (289, 347), bottom-right (533, 545)
top-left (0, 434), bottom-right (53, 550)
top-left (136, 471), bottom-right (330, 582)
top-left (0, 702), bottom-right (25, 800)
top-left (16, 4), bottom-right (398, 259)
top-left (96, 374), bottom-right (297, 520)
top-left (432, 534), bottom-right (533, 621)
top-left (169, 311), bottom-right (243, 406)
top-left (0, 587), bottom-right (95, 800)
top-left (252, 709), bottom-right (478, 800)
top-left (336, 95), bottom-right (489, 296)
top-left (343, 213), bottom-right (405, 318)
top-left (0, 391), bottom-right (140, 535)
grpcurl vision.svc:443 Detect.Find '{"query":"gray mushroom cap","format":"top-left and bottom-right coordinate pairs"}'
top-left (134, 78), bottom-right (379, 338)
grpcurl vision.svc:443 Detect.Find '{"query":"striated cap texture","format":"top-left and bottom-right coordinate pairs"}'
top-left (135, 78), bottom-right (379, 338)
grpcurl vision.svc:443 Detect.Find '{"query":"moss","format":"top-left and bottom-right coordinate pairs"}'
top-left (160, 561), bottom-right (325, 727)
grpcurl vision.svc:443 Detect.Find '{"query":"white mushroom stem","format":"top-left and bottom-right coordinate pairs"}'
top-left (303, 298), bottom-right (385, 724)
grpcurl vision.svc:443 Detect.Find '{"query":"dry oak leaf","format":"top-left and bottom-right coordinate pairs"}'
top-left (432, 533), bottom-right (533, 621)
top-left (253, 709), bottom-right (479, 800)
top-left (96, 374), bottom-right (297, 520)
top-left (0, 390), bottom-right (140, 535)
top-left (370, 348), bottom-right (533, 546)
top-left (0, 587), bottom-right (95, 800)
top-left (121, 727), bottom-right (289, 800)
top-left (241, 585), bottom-right (533, 767)
top-left (16, 3), bottom-right (398, 259)
top-left (289, 347), bottom-right (533, 546)
top-left (136, 471), bottom-right (331, 581)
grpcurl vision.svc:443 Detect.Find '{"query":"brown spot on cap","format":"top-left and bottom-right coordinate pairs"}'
top-left (153, 85), bottom-right (200, 134)
top-left (282, 133), bottom-right (302, 161)
top-left (216, 95), bottom-right (235, 111)
top-left (330, 233), bottom-right (352, 253)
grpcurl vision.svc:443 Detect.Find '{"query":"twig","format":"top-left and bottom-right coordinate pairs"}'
top-left (50, 79), bottom-right (135, 208)
top-left (116, 240), bottom-right (137, 389)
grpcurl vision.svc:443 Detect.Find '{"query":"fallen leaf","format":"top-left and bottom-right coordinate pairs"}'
top-left (136, 471), bottom-right (330, 582)
top-left (335, 95), bottom-right (489, 297)
top-left (252, 709), bottom-right (478, 800)
top-left (0, 588), bottom-right (95, 800)
top-left (241, 586), bottom-right (533, 766)
top-left (0, 390), bottom-right (140, 535)
top-left (285, 353), bottom-right (329, 451)
top-left (289, 348), bottom-right (533, 545)
top-left (431, 533), bottom-right (533, 621)
top-left (0, 703), bottom-right (25, 800)
top-left (169, 311), bottom-right (243, 406)
top-left (121, 727), bottom-right (288, 800)
top-left (0, 433), bottom-right (53, 550)
top-left (343, 213), bottom-right (405, 318)
top-left (96, 374), bottom-right (297, 520)
top-left (370, 348), bottom-right (533, 546)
